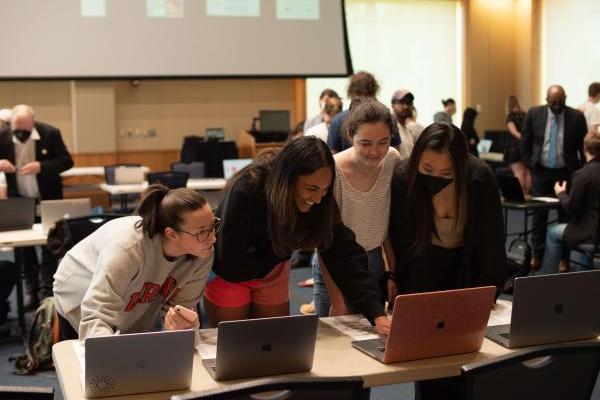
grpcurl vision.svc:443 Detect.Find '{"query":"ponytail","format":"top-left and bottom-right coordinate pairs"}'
top-left (135, 184), bottom-right (207, 238)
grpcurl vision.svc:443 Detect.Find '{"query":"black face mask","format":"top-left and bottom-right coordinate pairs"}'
top-left (417, 172), bottom-right (453, 197)
top-left (13, 129), bottom-right (32, 143)
top-left (549, 102), bottom-right (565, 115)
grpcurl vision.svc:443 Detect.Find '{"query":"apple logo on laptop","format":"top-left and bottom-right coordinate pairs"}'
top-left (436, 320), bottom-right (445, 330)
top-left (261, 343), bottom-right (273, 352)
top-left (553, 303), bottom-right (564, 315)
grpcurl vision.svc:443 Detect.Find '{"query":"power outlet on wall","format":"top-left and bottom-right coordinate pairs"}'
top-left (147, 128), bottom-right (157, 138)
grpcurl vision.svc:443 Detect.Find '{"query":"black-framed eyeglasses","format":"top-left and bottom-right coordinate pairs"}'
top-left (178, 217), bottom-right (221, 243)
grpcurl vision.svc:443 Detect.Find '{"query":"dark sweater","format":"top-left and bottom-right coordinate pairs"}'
top-left (560, 158), bottom-right (600, 247)
top-left (389, 156), bottom-right (507, 296)
top-left (213, 172), bottom-right (386, 323)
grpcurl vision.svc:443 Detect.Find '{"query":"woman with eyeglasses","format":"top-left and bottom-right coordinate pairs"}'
top-left (53, 184), bottom-right (216, 341)
top-left (204, 136), bottom-right (391, 335)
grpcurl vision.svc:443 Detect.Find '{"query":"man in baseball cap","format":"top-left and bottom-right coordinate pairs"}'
top-left (390, 89), bottom-right (423, 159)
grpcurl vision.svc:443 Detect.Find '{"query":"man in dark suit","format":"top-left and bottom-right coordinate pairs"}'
top-left (0, 104), bottom-right (73, 310)
top-left (521, 85), bottom-right (588, 269)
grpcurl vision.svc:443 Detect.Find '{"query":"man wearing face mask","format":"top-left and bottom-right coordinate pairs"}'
top-left (391, 89), bottom-right (424, 160)
top-left (521, 85), bottom-right (588, 271)
top-left (0, 104), bottom-right (73, 310)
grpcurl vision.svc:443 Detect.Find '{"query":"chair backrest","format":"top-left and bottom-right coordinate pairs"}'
top-left (171, 377), bottom-right (369, 400)
top-left (192, 141), bottom-right (239, 177)
top-left (104, 163), bottom-right (142, 185)
top-left (0, 385), bottom-right (54, 400)
top-left (148, 171), bottom-right (189, 189)
top-left (461, 341), bottom-right (600, 400)
top-left (171, 162), bottom-right (205, 179)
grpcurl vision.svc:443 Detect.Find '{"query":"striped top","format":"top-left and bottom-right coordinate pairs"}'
top-left (334, 148), bottom-right (401, 251)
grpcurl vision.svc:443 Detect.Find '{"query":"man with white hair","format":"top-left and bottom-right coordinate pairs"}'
top-left (0, 104), bottom-right (73, 310)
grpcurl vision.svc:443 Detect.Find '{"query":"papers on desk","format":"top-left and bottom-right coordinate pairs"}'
top-left (488, 299), bottom-right (512, 326)
top-left (198, 328), bottom-right (218, 359)
top-left (530, 196), bottom-right (560, 203)
top-left (320, 315), bottom-right (382, 341)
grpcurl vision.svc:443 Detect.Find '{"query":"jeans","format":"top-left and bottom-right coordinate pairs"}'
top-left (539, 224), bottom-right (591, 274)
top-left (312, 247), bottom-right (385, 317)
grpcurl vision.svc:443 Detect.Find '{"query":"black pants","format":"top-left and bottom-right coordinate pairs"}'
top-left (415, 376), bottom-right (461, 400)
top-left (0, 261), bottom-right (17, 321)
top-left (531, 166), bottom-right (569, 259)
top-left (57, 312), bottom-right (78, 341)
top-left (22, 245), bottom-right (58, 300)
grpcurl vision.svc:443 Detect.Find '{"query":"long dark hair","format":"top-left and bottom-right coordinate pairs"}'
top-left (406, 122), bottom-right (469, 257)
top-left (233, 136), bottom-right (337, 257)
top-left (135, 184), bottom-right (207, 239)
top-left (343, 98), bottom-right (394, 142)
top-left (461, 107), bottom-right (478, 131)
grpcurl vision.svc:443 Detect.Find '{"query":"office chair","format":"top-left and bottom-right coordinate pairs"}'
top-left (0, 385), bottom-right (54, 400)
top-left (103, 164), bottom-right (143, 214)
top-left (148, 171), bottom-right (189, 189)
top-left (461, 340), bottom-right (600, 400)
top-left (171, 376), bottom-right (370, 400)
top-left (171, 162), bottom-right (205, 179)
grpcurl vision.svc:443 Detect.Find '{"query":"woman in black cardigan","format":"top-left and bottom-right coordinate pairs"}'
top-left (388, 122), bottom-right (506, 400)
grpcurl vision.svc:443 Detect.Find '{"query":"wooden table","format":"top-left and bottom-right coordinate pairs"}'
top-left (60, 166), bottom-right (150, 178)
top-left (53, 305), bottom-right (516, 400)
top-left (0, 224), bottom-right (47, 334)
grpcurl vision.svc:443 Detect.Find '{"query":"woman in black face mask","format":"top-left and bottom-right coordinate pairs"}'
top-left (389, 122), bottom-right (506, 399)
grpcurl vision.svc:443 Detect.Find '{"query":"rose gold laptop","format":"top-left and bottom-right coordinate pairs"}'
top-left (352, 286), bottom-right (496, 363)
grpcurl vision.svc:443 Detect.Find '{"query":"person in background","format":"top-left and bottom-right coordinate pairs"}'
top-left (504, 95), bottom-right (532, 195)
top-left (313, 99), bottom-right (401, 317)
top-left (204, 136), bottom-right (391, 334)
top-left (0, 104), bottom-right (73, 311)
top-left (53, 185), bottom-right (215, 341)
top-left (579, 82), bottom-right (600, 134)
top-left (539, 131), bottom-right (600, 274)
top-left (461, 107), bottom-right (480, 157)
top-left (521, 85), bottom-right (587, 271)
top-left (390, 89), bottom-right (424, 160)
top-left (327, 71), bottom-right (400, 153)
top-left (389, 122), bottom-right (506, 399)
top-left (433, 98), bottom-right (456, 124)
top-left (0, 109), bottom-right (12, 129)
top-left (304, 89), bottom-right (340, 132)
top-left (304, 96), bottom-right (343, 142)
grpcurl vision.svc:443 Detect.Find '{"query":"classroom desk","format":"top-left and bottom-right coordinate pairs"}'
top-left (100, 179), bottom-right (227, 209)
top-left (479, 152), bottom-right (504, 163)
top-left (0, 224), bottom-right (47, 334)
top-left (502, 200), bottom-right (561, 242)
top-left (61, 166), bottom-right (150, 178)
top-left (53, 304), bottom-right (516, 400)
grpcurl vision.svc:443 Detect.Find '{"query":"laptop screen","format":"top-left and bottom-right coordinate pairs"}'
top-left (259, 110), bottom-right (290, 133)
top-left (223, 159), bottom-right (252, 180)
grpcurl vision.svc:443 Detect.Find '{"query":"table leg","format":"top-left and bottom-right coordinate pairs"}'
top-left (14, 247), bottom-right (26, 336)
top-left (120, 194), bottom-right (127, 213)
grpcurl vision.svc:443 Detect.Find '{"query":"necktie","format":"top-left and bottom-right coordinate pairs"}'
top-left (548, 115), bottom-right (558, 168)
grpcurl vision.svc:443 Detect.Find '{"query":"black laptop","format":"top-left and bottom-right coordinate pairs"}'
top-left (0, 197), bottom-right (36, 231)
top-left (497, 175), bottom-right (559, 204)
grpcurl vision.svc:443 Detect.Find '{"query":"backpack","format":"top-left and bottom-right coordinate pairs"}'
top-left (502, 237), bottom-right (532, 294)
top-left (11, 297), bottom-right (59, 375)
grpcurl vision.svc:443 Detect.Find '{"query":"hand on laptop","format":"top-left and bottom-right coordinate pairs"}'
top-left (165, 305), bottom-right (198, 331)
top-left (374, 315), bottom-right (391, 335)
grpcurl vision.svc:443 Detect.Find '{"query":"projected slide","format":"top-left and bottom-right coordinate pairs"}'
top-left (147, 0), bottom-right (184, 18)
top-left (81, 0), bottom-right (106, 17)
top-left (277, 0), bottom-right (319, 20)
top-left (206, 0), bottom-right (260, 17)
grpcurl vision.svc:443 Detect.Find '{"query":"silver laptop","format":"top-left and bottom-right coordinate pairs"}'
top-left (0, 197), bottom-right (36, 231)
top-left (202, 315), bottom-right (318, 380)
top-left (40, 198), bottom-right (92, 234)
top-left (84, 330), bottom-right (194, 398)
top-left (222, 159), bottom-right (252, 180)
top-left (486, 270), bottom-right (600, 348)
top-left (114, 166), bottom-right (145, 184)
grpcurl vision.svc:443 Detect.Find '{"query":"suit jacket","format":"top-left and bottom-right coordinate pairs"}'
top-left (389, 156), bottom-right (507, 296)
top-left (560, 158), bottom-right (600, 247)
top-left (0, 121), bottom-right (73, 200)
top-left (521, 105), bottom-right (587, 173)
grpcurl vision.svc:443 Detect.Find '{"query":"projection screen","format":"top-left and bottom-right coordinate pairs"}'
top-left (0, 0), bottom-right (351, 79)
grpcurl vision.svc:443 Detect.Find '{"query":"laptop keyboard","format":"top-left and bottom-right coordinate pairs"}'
top-left (499, 333), bottom-right (510, 340)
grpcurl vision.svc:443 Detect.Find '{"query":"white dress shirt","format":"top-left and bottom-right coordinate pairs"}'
top-left (13, 127), bottom-right (41, 198)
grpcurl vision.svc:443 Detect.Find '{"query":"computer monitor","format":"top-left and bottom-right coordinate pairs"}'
top-left (255, 110), bottom-right (290, 142)
top-left (205, 127), bottom-right (225, 141)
